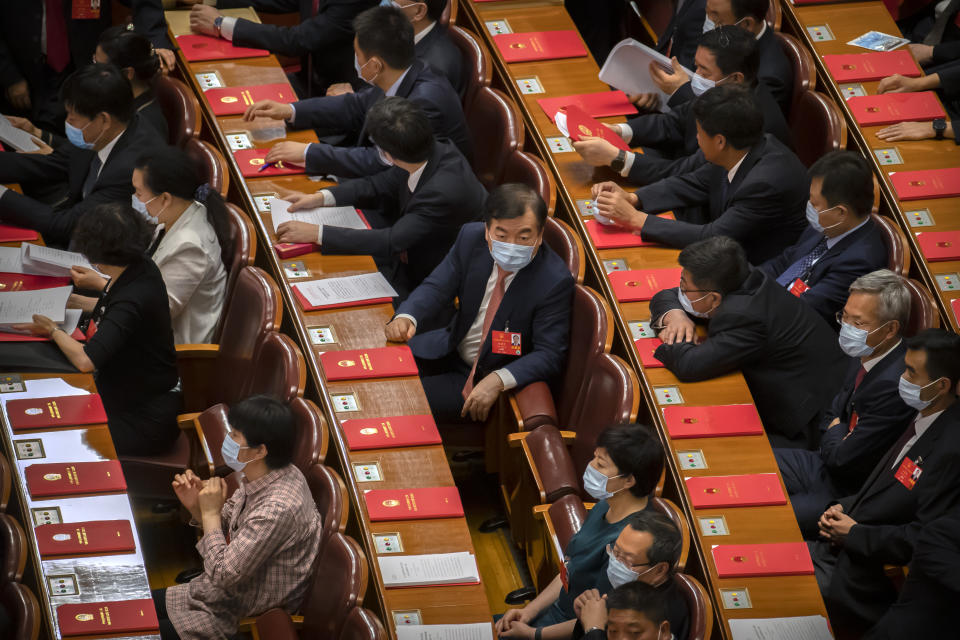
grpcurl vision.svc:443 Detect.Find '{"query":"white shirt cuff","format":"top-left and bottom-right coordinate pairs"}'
top-left (616, 123), bottom-right (632, 142)
top-left (0, 185), bottom-right (8, 198)
top-left (288, 103), bottom-right (297, 124)
top-left (315, 225), bottom-right (324, 244)
top-left (303, 141), bottom-right (312, 162)
top-left (395, 313), bottom-right (417, 328)
top-left (320, 189), bottom-right (334, 206)
top-left (620, 152), bottom-right (636, 178)
top-left (495, 368), bottom-right (517, 390)
top-left (220, 16), bottom-right (237, 41)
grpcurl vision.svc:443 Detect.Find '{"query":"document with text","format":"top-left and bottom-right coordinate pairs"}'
top-left (294, 272), bottom-right (397, 307)
top-left (269, 197), bottom-right (368, 232)
top-left (378, 552), bottom-right (480, 587)
top-left (599, 39), bottom-right (694, 113)
top-left (0, 285), bottom-right (71, 325)
top-left (0, 115), bottom-right (40, 152)
top-left (20, 243), bottom-right (98, 277)
top-left (729, 615), bottom-right (833, 640)
top-left (396, 624), bottom-right (494, 640)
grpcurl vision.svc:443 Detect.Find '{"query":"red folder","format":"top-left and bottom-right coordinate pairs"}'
top-left (364, 487), bottom-right (464, 521)
top-left (206, 83), bottom-right (297, 116)
top-left (176, 34), bottom-right (269, 61)
top-left (57, 599), bottom-right (158, 636)
top-left (537, 91), bottom-right (637, 120)
top-left (291, 283), bottom-right (393, 311)
top-left (36, 520), bottom-right (135, 557)
top-left (0, 327), bottom-right (87, 343)
top-left (6, 394), bottom-right (106, 431)
top-left (560, 105), bottom-right (630, 151)
top-left (916, 230), bottom-right (960, 262)
top-left (712, 542), bottom-right (815, 578)
top-left (341, 414), bottom-right (442, 450)
top-left (585, 214), bottom-right (675, 249)
top-left (685, 473), bottom-right (786, 508)
top-left (319, 346), bottom-right (418, 381)
top-left (493, 31), bottom-right (588, 63)
top-left (822, 50), bottom-right (920, 82)
top-left (234, 149), bottom-right (305, 178)
top-left (634, 338), bottom-right (664, 368)
top-left (890, 168), bottom-right (960, 201)
top-left (953, 298), bottom-right (960, 326)
top-left (0, 272), bottom-right (71, 291)
top-left (662, 404), bottom-right (765, 439)
top-left (25, 461), bottom-right (127, 498)
top-left (274, 242), bottom-right (317, 259)
top-left (0, 224), bottom-right (38, 242)
top-left (847, 92), bottom-right (946, 127)
top-left (608, 268), bottom-right (682, 302)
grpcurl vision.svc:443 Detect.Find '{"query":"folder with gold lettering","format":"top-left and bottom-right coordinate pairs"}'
top-left (36, 520), bottom-right (135, 557)
top-left (493, 31), bottom-right (588, 63)
top-left (712, 542), bottom-right (814, 577)
top-left (25, 461), bottom-right (126, 498)
top-left (685, 474), bottom-right (786, 508)
top-left (57, 599), bottom-right (158, 636)
top-left (177, 34), bottom-right (268, 61)
top-left (608, 268), bottom-right (682, 302)
top-left (234, 149), bottom-right (305, 177)
top-left (342, 414), bottom-right (441, 450)
top-left (364, 487), bottom-right (464, 521)
top-left (206, 83), bottom-right (297, 116)
top-left (7, 394), bottom-right (106, 431)
top-left (319, 346), bottom-right (418, 381)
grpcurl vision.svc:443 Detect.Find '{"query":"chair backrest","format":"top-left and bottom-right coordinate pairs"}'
top-left (870, 213), bottom-right (909, 276)
top-left (0, 454), bottom-right (10, 512)
top-left (903, 277), bottom-right (940, 337)
top-left (501, 149), bottom-right (557, 217)
top-left (555, 286), bottom-right (614, 427)
top-left (787, 90), bottom-right (846, 168)
top-left (1, 582), bottom-right (40, 640)
top-left (153, 75), bottom-right (200, 147)
top-left (547, 493), bottom-right (587, 556)
top-left (439, 0), bottom-right (453, 24)
top-left (649, 497), bottom-right (690, 573)
top-left (305, 464), bottom-right (349, 542)
top-left (775, 32), bottom-right (814, 116)
top-left (289, 397), bottom-right (328, 472)
top-left (338, 607), bottom-right (388, 640)
top-left (673, 573), bottom-right (713, 640)
top-left (766, 0), bottom-right (781, 30)
top-left (466, 86), bottom-right (522, 189)
top-left (542, 217), bottom-right (585, 284)
top-left (184, 137), bottom-right (229, 198)
top-left (448, 25), bottom-right (491, 113)
top-left (0, 514), bottom-right (26, 584)
top-left (214, 204), bottom-right (257, 342)
top-left (301, 532), bottom-right (368, 640)
top-left (243, 331), bottom-right (306, 402)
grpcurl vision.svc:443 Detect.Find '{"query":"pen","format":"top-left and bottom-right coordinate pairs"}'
top-left (258, 161), bottom-right (274, 172)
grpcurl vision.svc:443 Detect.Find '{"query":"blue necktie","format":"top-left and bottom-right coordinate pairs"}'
top-left (777, 236), bottom-right (829, 286)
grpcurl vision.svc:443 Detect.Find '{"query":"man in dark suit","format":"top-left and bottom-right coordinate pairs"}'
top-left (385, 184), bottom-right (573, 422)
top-left (649, 236), bottom-right (847, 448)
top-left (573, 27), bottom-right (791, 186)
top-left (274, 97), bottom-right (485, 297)
top-left (760, 151), bottom-right (889, 326)
top-left (592, 85), bottom-right (807, 265)
top-left (811, 329), bottom-right (960, 635)
top-left (655, 0), bottom-right (706, 70)
top-left (244, 6), bottom-right (470, 179)
top-left (775, 270), bottom-right (915, 539)
top-left (0, 64), bottom-right (163, 247)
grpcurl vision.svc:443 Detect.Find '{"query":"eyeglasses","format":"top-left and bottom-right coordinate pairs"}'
top-left (606, 544), bottom-right (653, 570)
top-left (835, 311), bottom-right (877, 330)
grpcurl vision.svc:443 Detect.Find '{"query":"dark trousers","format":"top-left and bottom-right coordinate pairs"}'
top-left (107, 390), bottom-right (182, 456)
top-left (152, 588), bottom-right (180, 640)
top-left (774, 448), bottom-right (840, 539)
top-left (415, 352), bottom-right (473, 423)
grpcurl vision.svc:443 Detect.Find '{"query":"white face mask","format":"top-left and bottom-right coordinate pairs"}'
top-left (221, 435), bottom-right (249, 472)
top-left (898, 376), bottom-right (946, 411)
top-left (131, 194), bottom-right (160, 225)
top-left (354, 54), bottom-right (379, 85)
top-left (490, 239), bottom-right (536, 272)
top-left (805, 202), bottom-right (842, 234)
top-left (582, 463), bottom-right (625, 501)
top-left (838, 320), bottom-right (890, 358)
top-left (678, 287), bottom-right (712, 318)
top-left (605, 546), bottom-right (656, 588)
top-left (702, 16), bottom-right (716, 33)
top-left (376, 146), bottom-right (393, 167)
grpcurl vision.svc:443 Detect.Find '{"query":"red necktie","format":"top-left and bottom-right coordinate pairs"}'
top-left (462, 267), bottom-right (510, 399)
top-left (847, 366), bottom-right (868, 433)
top-left (45, 0), bottom-right (70, 73)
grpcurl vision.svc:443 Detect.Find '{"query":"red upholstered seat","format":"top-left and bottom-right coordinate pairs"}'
top-left (903, 277), bottom-right (940, 337)
top-left (501, 149), bottom-right (557, 217)
top-left (788, 90), bottom-right (847, 167)
top-left (1, 582), bottom-right (40, 640)
top-left (338, 607), bottom-right (387, 640)
top-left (775, 32), bottom-right (814, 116)
top-left (674, 573), bottom-right (713, 640)
top-left (184, 137), bottom-right (228, 198)
top-left (870, 213), bottom-right (910, 276)
top-left (214, 204), bottom-right (257, 342)
top-left (448, 25), bottom-right (491, 113)
top-left (0, 513), bottom-right (26, 584)
top-left (153, 75), bottom-right (200, 148)
top-left (466, 86), bottom-right (521, 189)
top-left (0, 454), bottom-right (10, 512)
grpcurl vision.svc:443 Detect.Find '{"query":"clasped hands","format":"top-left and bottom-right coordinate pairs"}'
top-left (172, 469), bottom-right (228, 523)
top-left (818, 503), bottom-right (857, 545)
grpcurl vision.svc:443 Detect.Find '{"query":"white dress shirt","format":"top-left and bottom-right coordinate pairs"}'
top-left (826, 217), bottom-right (870, 250)
top-left (862, 339), bottom-right (901, 373)
top-left (892, 409), bottom-right (943, 468)
top-left (94, 129), bottom-right (124, 178)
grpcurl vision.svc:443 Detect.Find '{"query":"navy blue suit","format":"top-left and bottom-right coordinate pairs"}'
top-left (416, 24), bottom-right (465, 99)
top-left (655, 0), bottom-right (706, 70)
top-left (291, 60), bottom-right (471, 178)
top-left (396, 222), bottom-right (573, 418)
top-left (759, 218), bottom-right (890, 326)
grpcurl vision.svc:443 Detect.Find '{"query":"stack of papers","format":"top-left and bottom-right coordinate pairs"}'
top-left (293, 272), bottom-right (398, 310)
top-left (396, 624), bottom-right (494, 640)
top-left (0, 115), bottom-right (39, 152)
top-left (0, 285), bottom-right (72, 329)
top-left (378, 552), bottom-right (480, 587)
top-left (599, 39), bottom-right (694, 113)
top-left (268, 197), bottom-right (369, 232)
top-left (18, 244), bottom-right (101, 277)
top-left (729, 615), bottom-right (832, 639)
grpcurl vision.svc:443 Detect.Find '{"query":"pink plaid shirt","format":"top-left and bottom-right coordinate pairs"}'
top-left (166, 465), bottom-right (322, 639)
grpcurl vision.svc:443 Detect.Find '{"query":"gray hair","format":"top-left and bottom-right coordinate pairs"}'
top-left (848, 269), bottom-right (910, 329)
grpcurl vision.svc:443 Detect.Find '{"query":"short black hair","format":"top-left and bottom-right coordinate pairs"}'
top-left (698, 26), bottom-right (759, 85)
top-left (731, 0), bottom-right (769, 21)
top-left (625, 511), bottom-right (682, 570)
top-left (808, 151), bottom-right (874, 218)
top-left (484, 183), bottom-right (547, 231)
top-left (605, 581), bottom-right (670, 626)
top-left (98, 25), bottom-right (161, 83)
top-left (365, 97), bottom-right (435, 163)
top-left (60, 63), bottom-right (133, 122)
top-left (71, 202), bottom-right (152, 266)
top-left (595, 424), bottom-right (664, 498)
top-left (354, 6), bottom-right (416, 70)
top-left (905, 329), bottom-right (960, 388)
top-left (678, 236), bottom-right (749, 295)
top-left (423, 0), bottom-right (447, 22)
top-left (693, 84), bottom-right (763, 149)
top-left (228, 395), bottom-right (296, 469)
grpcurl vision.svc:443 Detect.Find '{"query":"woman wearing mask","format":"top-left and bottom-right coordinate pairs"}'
top-left (496, 423), bottom-right (665, 640)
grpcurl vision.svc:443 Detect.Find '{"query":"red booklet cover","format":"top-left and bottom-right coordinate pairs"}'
top-left (364, 487), bottom-right (464, 521)
top-left (0, 272), bottom-right (71, 291)
top-left (176, 34), bottom-right (269, 61)
top-left (291, 283), bottom-right (392, 311)
top-left (634, 338), bottom-right (664, 368)
top-left (847, 92), bottom-right (945, 127)
top-left (953, 298), bottom-right (960, 326)
top-left (916, 230), bottom-right (960, 262)
top-left (685, 473), bottom-right (786, 508)
top-left (538, 91), bottom-right (637, 120)
top-left (0, 327), bottom-right (87, 343)
top-left (6, 394), bottom-right (106, 431)
top-left (234, 149), bottom-right (305, 178)
top-left (585, 214), bottom-right (675, 249)
top-left (36, 520), bottom-right (135, 557)
top-left (663, 404), bottom-right (764, 439)
top-left (25, 461), bottom-right (127, 498)
top-left (341, 414), bottom-right (441, 450)
top-left (608, 268), bottom-right (682, 302)
top-left (822, 50), bottom-right (920, 82)
top-left (561, 105), bottom-right (630, 151)
top-left (0, 224), bottom-right (38, 242)
top-left (274, 242), bottom-right (317, 259)
top-left (319, 346), bottom-right (418, 381)
top-left (57, 599), bottom-right (158, 636)
top-left (890, 168), bottom-right (960, 200)
top-left (711, 542), bottom-right (815, 578)
top-left (493, 31), bottom-right (588, 63)
top-left (206, 83), bottom-right (297, 116)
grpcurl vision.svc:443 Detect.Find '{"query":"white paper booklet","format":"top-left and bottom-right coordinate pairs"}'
top-left (396, 624), bottom-right (494, 640)
top-left (0, 115), bottom-right (40, 152)
top-left (0, 285), bottom-right (72, 326)
top-left (293, 272), bottom-right (398, 308)
top-left (269, 197), bottom-right (368, 232)
top-left (378, 552), bottom-right (480, 587)
top-left (599, 39), bottom-right (694, 113)
top-left (19, 243), bottom-right (98, 277)
top-left (729, 615), bottom-right (833, 640)
top-left (0, 246), bottom-right (21, 272)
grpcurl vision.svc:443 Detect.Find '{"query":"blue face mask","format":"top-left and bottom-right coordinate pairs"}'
top-left (490, 239), bottom-right (536, 272)
top-left (605, 547), bottom-right (656, 588)
top-left (690, 73), bottom-right (716, 97)
top-left (131, 194), bottom-right (160, 225)
top-left (678, 287), bottom-right (713, 318)
top-left (806, 202), bottom-right (842, 234)
top-left (354, 54), bottom-right (379, 85)
top-left (376, 146), bottom-right (393, 167)
top-left (65, 118), bottom-right (99, 150)
top-left (838, 320), bottom-right (890, 358)
top-left (898, 376), bottom-right (945, 411)
top-left (582, 463), bottom-right (624, 501)
top-left (221, 434), bottom-right (248, 472)
top-left (702, 16), bottom-right (716, 33)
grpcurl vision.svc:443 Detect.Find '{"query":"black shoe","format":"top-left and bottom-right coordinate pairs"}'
top-left (505, 587), bottom-right (536, 605)
top-left (479, 516), bottom-right (508, 533)
top-left (175, 568), bottom-right (203, 584)
top-left (151, 501), bottom-right (179, 514)
top-left (452, 450), bottom-right (484, 462)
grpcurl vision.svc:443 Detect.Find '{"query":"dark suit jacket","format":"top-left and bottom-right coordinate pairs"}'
top-left (818, 342), bottom-right (914, 496)
top-left (655, 0), bottom-right (706, 70)
top-left (635, 134), bottom-right (809, 264)
top-left (0, 115), bottom-right (162, 247)
top-left (417, 24), bottom-right (465, 98)
top-left (397, 222), bottom-right (574, 389)
top-left (293, 60), bottom-right (471, 178)
top-left (759, 218), bottom-right (889, 326)
top-left (650, 269), bottom-right (848, 444)
top-left (135, 89), bottom-right (169, 143)
top-left (324, 140), bottom-right (486, 292)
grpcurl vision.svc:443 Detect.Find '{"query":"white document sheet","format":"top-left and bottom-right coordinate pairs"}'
top-left (19, 243), bottom-right (98, 277)
top-left (396, 624), bottom-right (494, 640)
top-left (599, 39), bottom-right (694, 113)
top-left (378, 552), bottom-right (480, 587)
top-left (0, 285), bottom-right (71, 325)
top-left (0, 246), bottom-right (21, 272)
top-left (269, 197), bottom-right (368, 232)
top-left (0, 115), bottom-right (40, 152)
top-left (293, 272), bottom-right (397, 307)
top-left (729, 615), bottom-right (833, 640)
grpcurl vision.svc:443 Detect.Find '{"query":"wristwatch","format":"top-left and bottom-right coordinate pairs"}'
top-left (214, 16), bottom-right (224, 37)
top-left (610, 149), bottom-right (627, 173)
top-left (933, 118), bottom-right (946, 140)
